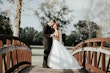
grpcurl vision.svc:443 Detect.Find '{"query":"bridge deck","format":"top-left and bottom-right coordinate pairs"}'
top-left (19, 65), bottom-right (90, 73)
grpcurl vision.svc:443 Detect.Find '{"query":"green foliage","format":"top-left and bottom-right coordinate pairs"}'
top-left (65, 31), bottom-right (78, 46)
top-left (20, 27), bottom-right (43, 45)
top-left (74, 20), bottom-right (100, 43)
top-left (0, 14), bottom-right (13, 35)
top-left (106, 42), bottom-right (110, 48)
top-left (33, 31), bottom-right (42, 45)
top-left (35, 0), bottom-right (73, 28)
top-left (64, 20), bottom-right (100, 46)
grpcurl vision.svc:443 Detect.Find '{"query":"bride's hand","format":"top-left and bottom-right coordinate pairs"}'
top-left (50, 34), bottom-right (55, 37)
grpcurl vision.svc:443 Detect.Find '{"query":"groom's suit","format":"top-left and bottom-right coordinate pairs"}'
top-left (42, 24), bottom-right (53, 68)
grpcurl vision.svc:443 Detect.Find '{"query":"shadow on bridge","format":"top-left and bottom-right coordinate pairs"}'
top-left (19, 66), bottom-right (89, 73)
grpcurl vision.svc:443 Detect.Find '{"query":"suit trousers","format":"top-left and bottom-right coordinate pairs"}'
top-left (43, 43), bottom-right (52, 68)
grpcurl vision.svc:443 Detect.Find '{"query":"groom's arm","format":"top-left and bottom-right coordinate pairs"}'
top-left (43, 25), bottom-right (51, 38)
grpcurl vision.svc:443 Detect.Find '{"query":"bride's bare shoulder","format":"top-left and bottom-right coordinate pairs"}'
top-left (56, 30), bottom-right (60, 41)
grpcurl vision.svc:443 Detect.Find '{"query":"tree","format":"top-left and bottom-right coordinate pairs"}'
top-left (83, 0), bottom-right (96, 39)
top-left (35, 0), bottom-right (73, 31)
top-left (13, 0), bottom-right (22, 37)
top-left (65, 31), bottom-right (78, 46)
top-left (0, 14), bottom-right (13, 35)
top-left (95, 0), bottom-right (110, 37)
top-left (33, 31), bottom-right (42, 45)
top-left (0, 0), bottom-right (22, 37)
top-left (74, 20), bottom-right (100, 42)
top-left (20, 27), bottom-right (35, 44)
top-left (20, 27), bottom-right (43, 45)
top-left (83, 0), bottom-right (110, 37)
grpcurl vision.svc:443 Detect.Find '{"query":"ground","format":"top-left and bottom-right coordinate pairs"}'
top-left (19, 48), bottom-right (89, 73)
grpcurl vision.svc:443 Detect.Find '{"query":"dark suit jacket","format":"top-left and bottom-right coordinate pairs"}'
top-left (43, 24), bottom-right (53, 49)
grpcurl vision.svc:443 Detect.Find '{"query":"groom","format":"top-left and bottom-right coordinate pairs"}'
top-left (42, 20), bottom-right (55, 68)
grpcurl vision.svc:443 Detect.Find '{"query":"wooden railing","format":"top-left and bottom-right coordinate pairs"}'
top-left (72, 38), bottom-right (110, 73)
top-left (0, 35), bottom-right (31, 73)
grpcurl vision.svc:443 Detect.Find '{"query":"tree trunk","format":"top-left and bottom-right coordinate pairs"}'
top-left (88, 22), bottom-right (91, 39)
top-left (13, 0), bottom-right (22, 37)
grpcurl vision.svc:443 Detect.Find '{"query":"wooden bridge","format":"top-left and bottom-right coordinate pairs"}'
top-left (0, 35), bottom-right (110, 73)
top-left (72, 38), bottom-right (110, 73)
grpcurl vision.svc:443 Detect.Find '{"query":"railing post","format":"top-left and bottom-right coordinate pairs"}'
top-left (93, 42), bottom-right (97, 67)
top-left (77, 52), bottom-right (80, 62)
top-left (94, 52), bottom-right (97, 67)
top-left (78, 52), bottom-right (81, 65)
top-left (79, 45), bottom-right (83, 65)
top-left (102, 53), bottom-right (105, 71)
top-left (6, 39), bottom-right (11, 71)
top-left (87, 42), bottom-right (91, 47)
top-left (106, 57), bottom-right (110, 72)
top-left (17, 40), bottom-right (21, 63)
top-left (101, 42), bottom-right (106, 71)
top-left (87, 51), bottom-right (91, 64)
top-left (0, 40), bottom-right (3, 73)
top-left (87, 43), bottom-right (91, 64)
top-left (82, 40), bottom-right (86, 68)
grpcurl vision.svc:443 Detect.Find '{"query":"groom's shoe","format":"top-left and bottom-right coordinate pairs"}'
top-left (42, 63), bottom-right (49, 68)
top-left (42, 65), bottom-right (49, 68)
top-left (43, 60), bottom-right (50, 68)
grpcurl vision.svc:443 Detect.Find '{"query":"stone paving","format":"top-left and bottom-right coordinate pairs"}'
top-left (19, 48), bottom-right (89, 73)
top-left (19, 64), bottom-right (89, 73)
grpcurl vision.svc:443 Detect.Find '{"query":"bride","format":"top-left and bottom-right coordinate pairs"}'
top-left (48, 23), bottom-right (81, 69)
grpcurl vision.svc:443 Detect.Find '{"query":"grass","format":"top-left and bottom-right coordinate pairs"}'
top-left (30, 45), bottom-right (73, 50)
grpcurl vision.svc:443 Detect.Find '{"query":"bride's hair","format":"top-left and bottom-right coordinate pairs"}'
top-left (56, 24), bottom-right (60, 30)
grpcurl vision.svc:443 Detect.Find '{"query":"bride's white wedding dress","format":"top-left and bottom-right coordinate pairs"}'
top-left (48, 38), bottom-right (81, 69)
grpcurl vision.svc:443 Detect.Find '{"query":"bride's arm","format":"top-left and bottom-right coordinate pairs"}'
top-left (55, 32), bottom-right (60, 41)
top-left (51, 32), bottom-right (60, 41)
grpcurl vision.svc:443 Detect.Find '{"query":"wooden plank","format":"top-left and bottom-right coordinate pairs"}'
top-left (80, 52), bottom-right (83, 64)
top-left (0, 40), bottom-right (3, 73)
top-left (101, 42), bottom-right (106, 71)
top-left (6, 39), bottom-right (11, 71)
top-left (77, 52), bottom-right (80, 62)
top-left (94, 52), bottom-right (97, 67)
top-left (87, 51), bottom-right (91, 64)
top-left (86, 64), bottom-right (105, 73)
top-left (87, 42), bottom-right (91, 47)
top-left (12, 40), bottom-right (17, 66)
top-left (102, 53), bottom-right (106, 71)
top-left (93, 42), bottom-right (97, 67)
top-left (17, 41), bottom-right (21, 63)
